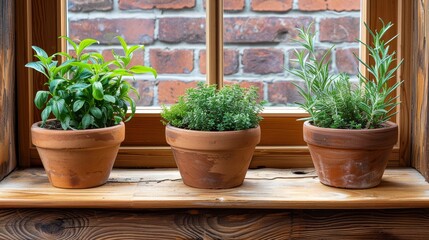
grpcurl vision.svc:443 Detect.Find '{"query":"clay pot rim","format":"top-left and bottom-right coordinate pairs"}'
top-left (166, 124), bottom-right (260, 134)
top-left (304, 120), bottom-right (398, 133)
top-left (31, 120), bottom-right (125, 149)
top-left (303, 120), bottom-right (398, 149)
top-left (31, 119), bottom-right (124, 134)
top-left (166, 124), bottom-right (261, 151)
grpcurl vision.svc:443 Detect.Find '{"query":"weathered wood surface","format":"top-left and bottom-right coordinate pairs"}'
top-left (397, 0), bottom-right (413, 167)
top-left (16, 0), bottom-right (64, 168)
top-left (0, 0), bottom-right (16, 180)
top-left (0, 208), bottom-right (428, 239)
top-left (412, 0), bottom-right (429, 181)
top-left (0, 168), bottom-right (429, 209)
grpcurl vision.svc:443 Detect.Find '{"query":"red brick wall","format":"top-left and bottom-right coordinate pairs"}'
top-left (68, 0), bottom-right (360, 106)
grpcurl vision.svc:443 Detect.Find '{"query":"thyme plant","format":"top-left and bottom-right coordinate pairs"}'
top-left (26, 36), bottom-right (157, 130)
top-left (289, 21), bottom-right (402, 129)
top-left (161, 83), bottom-right (264, 131)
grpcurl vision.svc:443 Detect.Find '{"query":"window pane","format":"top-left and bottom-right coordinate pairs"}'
top-left (68, 0), bottom-right (360, 108)
top-left (222, 0), bottom-right (361, 107)
top-left (67, 0), bottom-right (206, 107)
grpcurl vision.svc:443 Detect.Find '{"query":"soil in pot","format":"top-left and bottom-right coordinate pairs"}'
top-left (166, 125), bottom-right (261, 189)
top-left (31, 120), bottom-right (125, 189)
top-left (303, 121), bottom-right (398, 189)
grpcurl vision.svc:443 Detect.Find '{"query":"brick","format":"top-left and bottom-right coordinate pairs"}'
top-left (327, 0), bottom-right (360, 11)
top-left (69, 19), bottom-right (154, 45)
top-left (224, 0), bottom-right (245, 11)
top-left (224, 81), bottom-right (264, 101)
top-left (102, 48), bottom-right (145, 67)
top-left (149, 49), bottom-right (194, 74)
top-left (298, 0), bottom-right (326, 11)
top-left (224, 17), bottom-right (314, 43)
top-left (251, 0), bottom-right (293, 12)
top-left (243, 49), bottom-right (284, 74)
top-left (159, 17), bottom-right (313, 44)
top-left (158, 18), bottom-right (205, 43)
top-left (68, 0), bottom-right (113, 12)
top-left (130, 80), bottom-right (155, 106)
top-left (158, 81), bottom-right (199, 104)
top-left (203, 0), bottom-right (245, 11)
top-left (336, 48), bottom-right (359, 75)
top-left (199, 49), bottom-right (239, 75)
top-left (119, 0), bottom-right (195, 10)
top-left (268, 81), bottom-right (305, 105)
top-left (320, 17), bottom-right (360, 43)
top-left (288, 48), bottom-right (331, 70)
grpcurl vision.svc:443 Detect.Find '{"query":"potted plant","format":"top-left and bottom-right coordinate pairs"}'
top-left (161, 83), bottom-right (264, 189)
top-left (26, 36), bottom-right (157, 188)
top-left (289, 21), bottom-right (402, 189)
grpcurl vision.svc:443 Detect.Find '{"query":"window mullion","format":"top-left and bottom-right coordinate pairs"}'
top-left (206, 0), bottom-right (224, 89)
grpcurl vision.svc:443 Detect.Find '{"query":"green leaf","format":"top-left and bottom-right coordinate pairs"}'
top-left (53, 59), bottom-right (75, 76)
top-left (41, 106), bottom-right (52, 125)
top-left (34, 91), bottom-right (50, 109)
top-left (114, 116), bottom-right (123, 124)
top-left (70, 62), bottom-right (92, 70)
top-left (129, 66), bottom-right (158, 78)
top-left (67, 83), bottom-right (91, 91)
top-left (51, 99), bottom-right (65, 119)
top-left (103, 94), bottom-right (116, 103)
top-left (53, 52), bottom-right (72, 59)
top-left (77, 38), bottom-right (99, 57)
top-left (32, 46), bottom-right (48, 58)
top-left (73, 100), bottom-right (85, 112)
top-left (127, 45), bottom-right (142, 56)
top-left (119, 82), bottom-right (130, 97)
top-left (61, 116), bottom-right (71, 130)
top-left (25, 62), bottom-right (48, 78)
top-left (49, 79), bottom-right (66, 94)
top-left (123, 96), bottom-right (136, 122)
top-left (82, 113), bottom-right (93, 129)
top-left (116, 36), bottom-right (128, 53)
top-left (59, 36), bottom-right (78, 53)
top-left (90, 106), bottom-right (102, 119)
top-left (92, 81), bottom-right (104, 100)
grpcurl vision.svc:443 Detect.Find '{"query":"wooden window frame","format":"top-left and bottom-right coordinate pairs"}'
top-left (15, 0), bottom-right (419, 174)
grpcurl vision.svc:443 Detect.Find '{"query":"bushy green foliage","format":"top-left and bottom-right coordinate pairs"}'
top-left (161, 83), bottom-right (264, 131)
top-left (26, 36), bottom-right (157, 130)
top-left (289, 21), bottom-right (402, 129)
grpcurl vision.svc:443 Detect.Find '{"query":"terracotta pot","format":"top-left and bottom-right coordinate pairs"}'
top-left (303, 121), bottom-right (398, 189)
top-left (165, 125), bottom-right (261, 189)
top-left (31, 120), bottom-right (125, 189)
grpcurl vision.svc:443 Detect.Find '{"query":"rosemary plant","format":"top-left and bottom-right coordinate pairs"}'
top-left (289, 21), bottom-right (402, 129)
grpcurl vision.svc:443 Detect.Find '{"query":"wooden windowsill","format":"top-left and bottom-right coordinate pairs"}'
top-left (0, 168), bottom-right (428, 209)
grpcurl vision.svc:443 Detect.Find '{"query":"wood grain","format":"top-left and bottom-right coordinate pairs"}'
top-left (16, 0), bottom-right (65, 168)
top-left (0, 208), bottom-right (428, 239)
top-left (412, 0), bottom-right (429, 180)
top-left (0, 168), bottom-right (428, 209)
top-left (0, 0), bottom-right (16, 180)
top-left (206, 0), bottom-right (224, 88)
top-left (15, 0), bottom-right (33, 168)
top-left (397, 0), bottom-right (413, 167)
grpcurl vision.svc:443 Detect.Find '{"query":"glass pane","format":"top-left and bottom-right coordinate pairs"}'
top-left (68, 0), bottom-right (361, 108)
top-left (67, 0), bottom-right (206, 107)
top-left (222, 0), bottom-right (361, 107)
